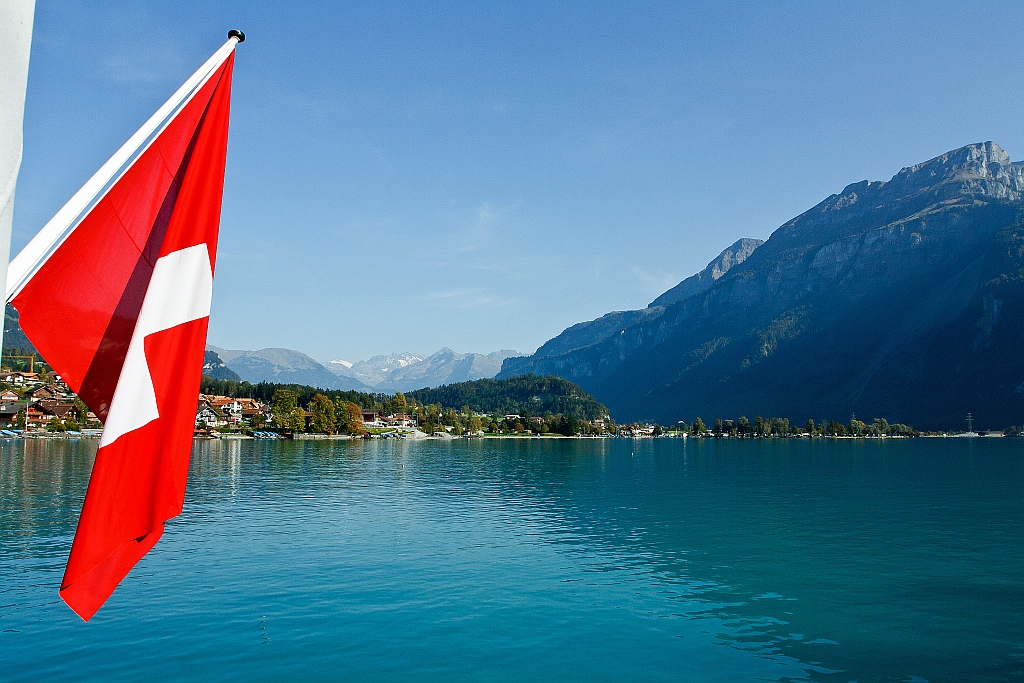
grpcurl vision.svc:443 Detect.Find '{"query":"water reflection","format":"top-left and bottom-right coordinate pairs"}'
top-left (2, 437), bottom-right (1022, 682)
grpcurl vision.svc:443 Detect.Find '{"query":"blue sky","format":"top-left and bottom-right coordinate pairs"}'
top-left (13, 1), bottom-right (1024, 362)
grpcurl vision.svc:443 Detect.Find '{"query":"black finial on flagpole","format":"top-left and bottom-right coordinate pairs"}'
top-left (228, 29), bottom-right (245, 43)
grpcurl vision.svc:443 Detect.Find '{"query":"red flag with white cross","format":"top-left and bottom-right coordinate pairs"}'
top-left (6, 32), bottom-right (243, 621)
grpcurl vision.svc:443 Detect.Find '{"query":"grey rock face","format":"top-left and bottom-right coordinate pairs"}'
top-left (327, 349), bottom-right (522, 390)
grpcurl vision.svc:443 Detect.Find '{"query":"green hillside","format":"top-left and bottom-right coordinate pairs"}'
top-left (406, 375), bottom-right (608, 420)
top-left (200, 373), bottom-right (608, 421)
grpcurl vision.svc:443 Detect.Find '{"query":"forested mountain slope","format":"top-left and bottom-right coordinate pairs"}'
top-left (499, 142), bottom-right (1024, 430)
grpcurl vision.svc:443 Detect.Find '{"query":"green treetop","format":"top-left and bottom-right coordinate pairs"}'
top-left (271, 389), bottom-right (299, 430)
top-left (309, 393), bottom-right (335, 434)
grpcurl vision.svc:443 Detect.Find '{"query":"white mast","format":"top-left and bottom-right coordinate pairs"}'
top-left (0, 0), bottom-right (35, 354)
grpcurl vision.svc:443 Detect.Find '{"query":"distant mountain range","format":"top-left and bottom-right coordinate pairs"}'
top-left (206, 346), bottom-right (372, 391)
top-left (205, 345), bottom-right (522, 393)
top-left (327, 348), bottom-right (522, 392)
top-left (499, 142), bottom-right (1024, 431)
top-left (6, 300), bottom-right (519, 394)
top-left (326, 352), bottom-right (425, 387)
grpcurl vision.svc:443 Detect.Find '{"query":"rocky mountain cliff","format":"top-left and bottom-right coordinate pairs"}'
top-left (499, 142), bottom-right (1024, 430)
top-left (202, 350), bottom-right (241, 381)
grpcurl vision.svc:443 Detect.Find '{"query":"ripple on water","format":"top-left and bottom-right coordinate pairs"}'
top-left (1, 437), bottom-right (1022, 682)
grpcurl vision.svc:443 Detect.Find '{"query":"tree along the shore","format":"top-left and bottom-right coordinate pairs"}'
top-left (678, 415), bottom-right (918, 437)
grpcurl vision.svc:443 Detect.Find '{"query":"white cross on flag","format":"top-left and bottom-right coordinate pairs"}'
top-left (5, 34), bottom-right (241, 621)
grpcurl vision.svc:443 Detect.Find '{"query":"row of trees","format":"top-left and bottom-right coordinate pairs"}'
top-left (199, 376), bottom-right (415, 416)
top-left (268, 390), bottom-right (367, 435)
top-left (416, 406), bottom-right (604, 436)
top-left (264, 392), bottom-right (591, 437)
top-left (681, 416), bottom-right (918, 437)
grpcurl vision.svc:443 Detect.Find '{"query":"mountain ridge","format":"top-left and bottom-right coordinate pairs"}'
top-left (499, 141), bottom-right (1024, 430)
top-left (206, 344), bottom-right (522, 392)
top-left (206, 345), bottom-right (372, 391)
top-left (649, 237), bottom-right (763, 308)
top-left (373, 348), bottom-right (522, 392)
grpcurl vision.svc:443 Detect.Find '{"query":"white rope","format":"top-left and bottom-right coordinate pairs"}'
top-left (5, 36), bottom-right (238, 303)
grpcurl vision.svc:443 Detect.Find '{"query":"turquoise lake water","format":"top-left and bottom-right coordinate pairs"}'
top-left (1, 437), bottom-right (1022, 681)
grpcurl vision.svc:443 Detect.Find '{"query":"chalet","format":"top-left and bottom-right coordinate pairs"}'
top-left (23, 405), bottom-right (48, 430)
top-left (195, 402), bottom-right (227, 428)
top-left (32, 385), bottom-right (62, 401)
top-left (35, 400), bottom-right (77, 423)
top-left (361, 409), bottom-right (381, 425)
top-left (219, 399), bottom-right (245, 423)
top-left (237, 398), bottom-right (265, 420)
top-left (0, 401), bottom-right (23, 427)
top-left (386, 413), bottom-right (415, 427)
top-left (0, 371), bottom-right (40, 386)
top-left (0, 390), bottom-right (19, 402)
top-left (202, 396), bottom-right (265, 424)
top-left (626, 424), bottom-right (656, 437)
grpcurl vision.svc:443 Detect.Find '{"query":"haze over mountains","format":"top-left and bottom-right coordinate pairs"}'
top-left (205, 345), bottom-right (521, 393)
top-left (326, 349), bottom-right (521, 392)
top-left (206, 346), bottom-right (366, 390)
top-left (499, 142), bottom-right (1024, 431)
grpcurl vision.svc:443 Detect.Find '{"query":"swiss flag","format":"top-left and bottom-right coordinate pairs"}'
top-left (10, 48), bottom-right (235, 620)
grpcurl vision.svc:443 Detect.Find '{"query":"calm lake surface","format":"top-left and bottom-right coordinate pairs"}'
top-left (1, 437), bottom-right (1022, 681)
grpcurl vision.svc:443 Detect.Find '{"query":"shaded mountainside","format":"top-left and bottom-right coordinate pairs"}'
top-left (203, 350), bottom-right (241, 381)
top-left (518, 240), bottom-right (762, 363)
top-left (406, 375), bottom-right (608, 420)
top-left (4, 304), bottom-right (36, 353)
top-left (499, 142), bottom-right (1024, 431)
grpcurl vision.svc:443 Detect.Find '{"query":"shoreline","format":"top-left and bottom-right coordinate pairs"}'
top-left (0, 431), bottom-right (1012, 442)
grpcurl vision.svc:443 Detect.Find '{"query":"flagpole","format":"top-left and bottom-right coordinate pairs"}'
top-left (5, 30), bottom-right (244, 303)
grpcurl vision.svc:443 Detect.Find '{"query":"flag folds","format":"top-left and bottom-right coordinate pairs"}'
top-left (6, 38), bottom-right (238, 621)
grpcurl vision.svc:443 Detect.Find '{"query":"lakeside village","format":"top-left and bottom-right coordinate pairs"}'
top-left (0, 362), bottom-right (1015, 439)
